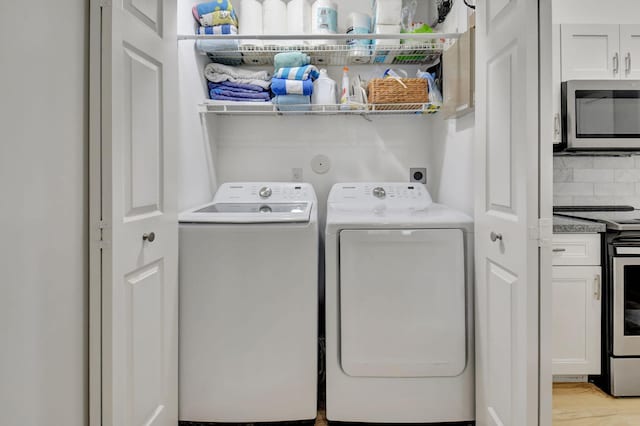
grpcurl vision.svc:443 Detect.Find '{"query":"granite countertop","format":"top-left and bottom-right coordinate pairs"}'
top-left (553, 215), bottom-right (606, 233)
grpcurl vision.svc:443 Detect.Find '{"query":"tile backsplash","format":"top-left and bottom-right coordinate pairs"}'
top-left (554, 155), bottom-right (640, 208)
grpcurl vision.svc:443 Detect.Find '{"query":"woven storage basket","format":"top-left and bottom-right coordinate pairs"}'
top-left (367, 78), bottom-right (428, 110)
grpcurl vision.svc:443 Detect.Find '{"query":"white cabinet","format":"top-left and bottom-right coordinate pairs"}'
top-left (552, 234), bottom-right (602, 376)
top-left (561, 24), bottom-right (619, 80)
top-left (561, 24), bottom-right (640, 80)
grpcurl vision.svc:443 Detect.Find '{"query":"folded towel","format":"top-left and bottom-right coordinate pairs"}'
top-left (273, 95), bottom-right (312, 111)
top-left (273, 65), bottom-right (320, 81)
top-left (273, 52), bottom-right (311, 69)
top-left (197, 24), bottom-right (238, 35)
top-left (197, 10), bottom-right (238, 26)
top-left (271, 78), bottom-right (313, 96)
top-left (196, 38), bottom-right (239, 53)
top-left (210, 94), bottom-right (270, 102)
top-left (208, 81), bottom-right (268, 93)
top-left (205, 62), bottom-right (272, 90)
top-left (211, 88), bottom-right (271, 100)
top-left (194, 0), bottom-right (234, 16)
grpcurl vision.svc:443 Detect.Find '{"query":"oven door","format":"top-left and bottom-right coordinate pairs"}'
top-left (564, 80), bottom-right (640, 150)
top-left (613, 256), bottom-right (640, 356)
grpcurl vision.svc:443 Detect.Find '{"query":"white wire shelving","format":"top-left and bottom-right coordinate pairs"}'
top-left (178, 32), bottom-right (458, 66)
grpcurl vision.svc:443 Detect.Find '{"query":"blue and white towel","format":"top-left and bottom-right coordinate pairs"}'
top-left (194, 0), bottom-right (234, 16)
top-left (272, 65), bottom-right (320, 81)
top-left (271, 78), bottom-right (314, 96)
top-left (197, 24), bottom-right (237, 35)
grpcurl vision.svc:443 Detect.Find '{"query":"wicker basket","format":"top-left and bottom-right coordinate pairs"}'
top-left (367, 78), bottom-right (428, 110)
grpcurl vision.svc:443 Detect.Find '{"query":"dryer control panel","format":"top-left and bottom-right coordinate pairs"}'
top-left (214, 182), bottom-right (316, 203)
top-left (327, 183), bottom-right (433, 209)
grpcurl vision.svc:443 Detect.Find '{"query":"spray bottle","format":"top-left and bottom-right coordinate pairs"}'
top-left (340, 66), bottom-right (350, 110)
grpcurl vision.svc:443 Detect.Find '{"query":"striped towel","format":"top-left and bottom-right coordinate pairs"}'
top-left (196, 10), bottom-right (238, 27)
top-left (197, 25), bottom-right (238, 35)
top-left (271, 78), bottom-right (313, 96)
top-left (272, 65), bottom-right (320, 81)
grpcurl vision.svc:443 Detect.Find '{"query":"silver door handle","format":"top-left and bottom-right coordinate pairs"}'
top-left (490, 232), bottom-right (503, 242)
top-left (553, 248), bottom-right (566, 253)
top-left (626, 52), bottom-right (631, 74)
top-left (143, 232), bottom-right (156, 242)
top-left (594, 274), bottom-right (601, 300)
top-left (614, 52), bottom-right (620, 74)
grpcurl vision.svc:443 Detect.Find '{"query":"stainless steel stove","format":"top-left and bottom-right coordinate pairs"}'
top-left (558, 210), bottom-right (640, 231)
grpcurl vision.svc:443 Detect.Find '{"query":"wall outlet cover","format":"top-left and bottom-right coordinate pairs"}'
top-left (292, 168), bottom-right (303, 182)
top-left (410, 167), bottom-right (427, 184)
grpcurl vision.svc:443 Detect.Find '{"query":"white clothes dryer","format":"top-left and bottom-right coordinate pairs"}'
top-left (179, 182), bottom-right (318, 423)
top-left (325, 183), bottom-right (474, 424)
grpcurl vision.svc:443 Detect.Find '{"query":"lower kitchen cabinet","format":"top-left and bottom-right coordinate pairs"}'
top-left (552, 265), bottom-right (602, 375)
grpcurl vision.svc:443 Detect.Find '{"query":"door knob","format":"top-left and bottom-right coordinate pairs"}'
top-left (490, 232), bottom-right (503, 242)
top-left (143, 232), bottom-right (156, 242)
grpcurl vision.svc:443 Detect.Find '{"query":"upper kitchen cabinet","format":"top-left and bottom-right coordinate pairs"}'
top-left (561, 24), bottom-right (619, 80)
top-left (561, 24), bottom-right (640, 80)
top-left (620, 25), bottom-right (640, 79)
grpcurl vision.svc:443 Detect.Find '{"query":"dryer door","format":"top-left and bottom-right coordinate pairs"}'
top-left (339, 229), bottom-right (467, 377)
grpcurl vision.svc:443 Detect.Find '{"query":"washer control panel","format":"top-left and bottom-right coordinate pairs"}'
top-left (328, 183), bottom-right (433, 208)
top-left (214, 182), bottom-right (316, 203)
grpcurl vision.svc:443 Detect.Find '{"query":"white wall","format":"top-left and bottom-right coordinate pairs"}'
top-left (0, 1), bottom-right (87, 425)
top-left (553, 0), bottom-right (640, 24)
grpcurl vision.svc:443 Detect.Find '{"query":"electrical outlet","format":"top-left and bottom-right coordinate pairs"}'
top-left (410, 167), bottom-right (427, 184)
top-left (292, 168), bottom-right (303, 182)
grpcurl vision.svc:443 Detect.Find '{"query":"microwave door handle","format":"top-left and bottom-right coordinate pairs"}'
top-left (614, 52), bottom-right (620, 74)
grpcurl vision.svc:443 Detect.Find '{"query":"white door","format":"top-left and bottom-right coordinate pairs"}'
top-left (90, 0), bottom-right (179, 425)
top-left (561, 24), bottom-right (620, 80)
top-left (620, 25), bottom-right (640, 79)
top-left (551, 266), bottom-right (601, 375)
top-left (475, 0), bottom-right (541, 424)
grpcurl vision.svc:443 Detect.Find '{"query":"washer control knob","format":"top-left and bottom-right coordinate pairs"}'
top-left (372, 187), bottom-right (386, 199)
top-left (259, 186), bottom-right (272, 199)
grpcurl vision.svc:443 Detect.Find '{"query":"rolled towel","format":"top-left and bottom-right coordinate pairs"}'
top-left (204, 62), bottom-right (271, 89)
top-left (273, 51), bottom-right (311, 69)
top-left (208, 81), bottom-right (268, 93)
top-left (197, 24), bottom-right (238, 35)
top-left (197, 10), bottom-right (238, 26)
top-left (271, 78), bottom-right (314, 96)
top-left (273, 65), bottom-right (320, 81)
top-left (273, 94), bottom-right (312, 111)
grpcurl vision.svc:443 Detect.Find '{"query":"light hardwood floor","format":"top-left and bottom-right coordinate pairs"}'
top-left (554, 383), bottom-right (640, 425)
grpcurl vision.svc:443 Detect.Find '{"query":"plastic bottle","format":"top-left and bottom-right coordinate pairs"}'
top-left (312, 69), bottom-right (338, 109)
top-left (340, 66), bottom-right (350, 110)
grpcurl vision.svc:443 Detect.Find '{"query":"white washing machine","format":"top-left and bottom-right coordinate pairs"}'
top-left (325, 183), bottom-right (474, 424)
top-left (179, 182), bottom-right (318, 423)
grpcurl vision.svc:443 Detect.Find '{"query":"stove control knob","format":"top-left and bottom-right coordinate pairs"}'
top-left (259, 187), bottom-right (272, 199)
top-left (372, 187), bottom-right (386, 199)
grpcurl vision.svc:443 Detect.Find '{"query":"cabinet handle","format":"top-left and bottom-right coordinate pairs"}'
top-left (626, 52), bottom-right (631, 74)
top-left (594, 274), bottom-right (601, 300)
top-left (552, 248), bottom-right (566, 253)
top-left (614, 52), bottom-right (620, 74)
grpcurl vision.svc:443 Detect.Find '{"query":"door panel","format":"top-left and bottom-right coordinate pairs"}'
top-left (91, 0), bottom-right (178, 425)
top-left (620, 25), bottom-right (640, 79)
top-left (561, 24), bottom-right (620, 80)
top-left (475, 0), bottom-right (540, 425)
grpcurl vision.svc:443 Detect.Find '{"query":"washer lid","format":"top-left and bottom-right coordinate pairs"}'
top-left (179, 201), bottom-right (312, 223)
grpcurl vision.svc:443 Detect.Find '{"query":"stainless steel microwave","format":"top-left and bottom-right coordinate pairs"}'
top-left (562, 80), bottom-right (640, 150)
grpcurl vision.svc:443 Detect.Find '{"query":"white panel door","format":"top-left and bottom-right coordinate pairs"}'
top-left (620, 25), bottom-right (640, 79)
top-left (551, 266), bottom-right (601, 375)
top-left (475, 0), bottom-right (540, 425)
top-left (91, 0), bottom-right (178, 425)
top-left (561, 24), bottom-right (620, 80)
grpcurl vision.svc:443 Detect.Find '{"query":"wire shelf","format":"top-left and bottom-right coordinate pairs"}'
top-left (179, 33), bottom-right (455, 66)
top-left (198, 100), bottom-right (441, 115)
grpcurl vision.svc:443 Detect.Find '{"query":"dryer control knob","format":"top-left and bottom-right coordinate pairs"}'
top-left (372, 187), bottom-right (386, 199)
top-left (259, 187), bottom-right (272, 198)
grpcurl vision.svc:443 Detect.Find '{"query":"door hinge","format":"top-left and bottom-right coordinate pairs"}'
top-left (97, 220), bottom-right (109, 249)
top-left (531, 218), bottom-right (552, 248)
top-left (99, 0), bottom-right (112, 8)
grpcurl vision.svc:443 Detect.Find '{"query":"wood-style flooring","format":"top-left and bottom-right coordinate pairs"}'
top-left (553, 383), bottom-right (640, 425)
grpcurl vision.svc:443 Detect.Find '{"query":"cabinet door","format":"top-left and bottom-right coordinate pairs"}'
top-left (561, 24), bottom-right (620, 80)
top-left (552, 266), bottom-right (602, 376)
top-left (620, 25), bottom-right (640, 79)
